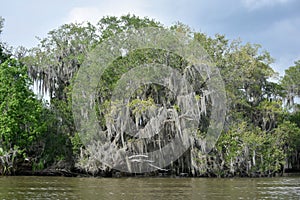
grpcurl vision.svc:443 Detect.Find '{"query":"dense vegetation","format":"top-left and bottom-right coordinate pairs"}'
top-left (0, 15), bottom-right (299, 177)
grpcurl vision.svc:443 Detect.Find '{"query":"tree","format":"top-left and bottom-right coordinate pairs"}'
top-left (20, 15), bottom-right (163, 172)
top-left (273, 120), bottom-right (300, 170)
top-left (1, 18), bottom-right (44, 153)
top-left (0, 17), bottom-right (10, 64)
top-left (23, 22), bottom-right (98, 101)
top-left (0, 16), bottom-right (4, 35)
top-left (17, 15), bottom-right (299, 176)
top-left (282, 60), bottom-right (300, 110)
top-left (22, 14), bottom-right (162, 145)
top-left (23, 14), bottom-right (161, 102)
top-left (0, 58), bottom-right (45, 152)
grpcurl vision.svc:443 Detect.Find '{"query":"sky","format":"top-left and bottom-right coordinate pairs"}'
top-left (0, 0), bottom-right (299, 75)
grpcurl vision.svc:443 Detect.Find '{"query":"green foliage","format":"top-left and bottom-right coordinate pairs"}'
top-left (281, 60), bottom-right (300, 109)
top-left (256, 99), bottom-right (286, 131)
top-left (32, 159), bottom-right (44, 171)
top-left (98, 14), bottom-right (161, 41)
top-left (3, 14), bottom-right (298, 175)
top-left (0, 17), bottom-right (11, 65)
top-left (22, 22), bottom-right (98, 101)
top-left (128, 98), bottom-right (156, 115)
top-left (194, 31), bottom-right (278, 134)
top-left (35, 101), bottom-right (73, 167)
top-left (274, 120), bottom-right (300, 156)
top-left (216, 121), bottom-right (286, 176)
top-left (23, 14), bottom-right (161, 102)
top-left (289, 110), bottom-right (300, 127)
top-left (70, 132), bottom-right (83, 156)
top-left (0, 58), bottom-right (46, 152)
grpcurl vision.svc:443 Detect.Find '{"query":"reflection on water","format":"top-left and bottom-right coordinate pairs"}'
top-left (0, 176), bottom-right (299, 199)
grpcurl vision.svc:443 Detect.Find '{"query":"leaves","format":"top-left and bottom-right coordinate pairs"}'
top-left (0, 58), bottom-right (45, 152)
top-left (281, 60), bottom-right (300, 109)
top-left (1, 14), bottom-right (299, 175)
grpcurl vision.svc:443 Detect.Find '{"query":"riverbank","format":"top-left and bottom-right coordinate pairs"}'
top-left (2, 150), bottom-right (299, 178)
top-left (12, 161), bottom-right (300, 178)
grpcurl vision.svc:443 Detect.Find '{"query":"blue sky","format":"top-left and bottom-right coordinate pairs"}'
top-left (0, 0), bottom-right (299, 75)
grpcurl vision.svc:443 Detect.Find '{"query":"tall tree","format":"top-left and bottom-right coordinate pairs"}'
top-left (0, 17), bottom-right (10, 64)
top-left (282, 60), bottom-right (300, 110)
top-left (0, 58), bottom-right (45, 151)
top-left (18, 15), bottom-right (299, 175)
top-left (23, 22), bottom-right (98, 101)
top-left (23, 14), bottom-right (161, 102)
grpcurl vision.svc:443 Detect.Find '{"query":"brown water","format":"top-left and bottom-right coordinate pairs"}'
top-left (0, 176), bottom-right (299, 199)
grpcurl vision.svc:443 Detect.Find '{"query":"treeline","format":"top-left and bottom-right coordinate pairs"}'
top-left (0, 15), bottom-right (299, 177)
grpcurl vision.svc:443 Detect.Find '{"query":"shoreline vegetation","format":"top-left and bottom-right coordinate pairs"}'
top-left (11, 160), bottom-right (300, 178)
top-left (0, 15), bottom-right (300, 177)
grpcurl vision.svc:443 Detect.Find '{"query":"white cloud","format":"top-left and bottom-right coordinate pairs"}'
top-left (64, 0), bottom-right (152, 25)
top-left (242, 0), bottom-right (294, 10)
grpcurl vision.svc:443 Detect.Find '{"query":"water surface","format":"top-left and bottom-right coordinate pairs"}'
top-left (0, 176), bottom-right (299, 199)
